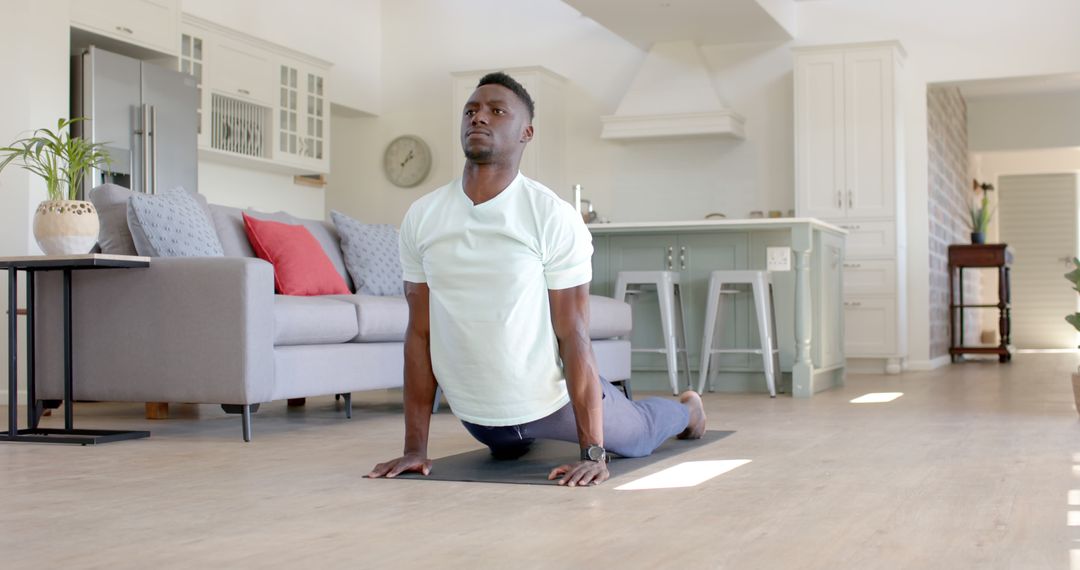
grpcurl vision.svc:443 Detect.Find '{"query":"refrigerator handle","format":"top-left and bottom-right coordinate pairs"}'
top-left (149, 105), bottom-right (158, 195)
top-left (140, 103), bottom-right (151, 194)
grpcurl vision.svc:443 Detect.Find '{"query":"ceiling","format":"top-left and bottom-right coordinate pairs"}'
top-left (951, 73), bottom-right (1080, 100)
top-left (563, 0), bottom-right (795, 49)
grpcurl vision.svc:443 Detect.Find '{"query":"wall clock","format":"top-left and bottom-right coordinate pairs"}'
top-left (383, 135), bottom-right (432, 188)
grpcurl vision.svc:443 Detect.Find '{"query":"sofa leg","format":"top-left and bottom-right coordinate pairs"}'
top-left (287, 398), bottom-right (306, 407)
top-left (145, 402), bottom-right (169, 419)
top-left (221, 404), bottom-right (260, 442)
top-left (337, 393), bottom-right (352, 419)
top-left (241, 406), bottom-right (252, 442)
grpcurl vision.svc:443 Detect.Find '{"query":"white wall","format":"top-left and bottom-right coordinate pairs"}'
top-left (0, 0), bottom-right (70, 399)
top-left (198, 160), bottom-right (325, 220)
top-left (968, 91), bottom-right (1080, 152)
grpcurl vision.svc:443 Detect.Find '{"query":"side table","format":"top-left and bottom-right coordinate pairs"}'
top-left (947, 244), bottom-right (1014, 363)
top-left (2, 254), bottom-right (151, 444)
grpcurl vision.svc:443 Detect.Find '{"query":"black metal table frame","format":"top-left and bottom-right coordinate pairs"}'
top-left (4, 259), bottom-right (150, 444)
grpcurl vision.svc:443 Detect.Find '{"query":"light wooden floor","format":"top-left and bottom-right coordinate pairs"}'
top-left (2, 353), bottom-right (1079, 569)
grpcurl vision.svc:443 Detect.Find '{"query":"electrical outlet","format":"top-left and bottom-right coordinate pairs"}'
top-left (766, 247), bottom-right (791, 272)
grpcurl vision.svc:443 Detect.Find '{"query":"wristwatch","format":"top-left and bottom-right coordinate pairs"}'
top-left (581, 444), bottom-right (608, 463)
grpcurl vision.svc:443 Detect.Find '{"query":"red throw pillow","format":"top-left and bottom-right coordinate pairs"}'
top-left (242, 213), bottom-right (350, 296)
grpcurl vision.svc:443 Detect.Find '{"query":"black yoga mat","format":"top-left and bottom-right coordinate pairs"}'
top-left (389, 430), bottom-right (734, 486)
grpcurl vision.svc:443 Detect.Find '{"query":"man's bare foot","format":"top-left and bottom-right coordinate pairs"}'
top-left (677, 391), bottom-right (707, 439)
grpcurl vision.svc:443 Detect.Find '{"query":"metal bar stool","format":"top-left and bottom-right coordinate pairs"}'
top-left (698, 270), bottom-right (781, 397)
top-left (613, 270), bottom-right (691, 396)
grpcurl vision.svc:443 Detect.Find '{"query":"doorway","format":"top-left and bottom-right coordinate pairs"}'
top-left (997, 173), bottom-right (1080, 349)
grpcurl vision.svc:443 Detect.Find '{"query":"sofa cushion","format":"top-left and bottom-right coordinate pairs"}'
top-left (127, 187), bottom-right (224, 257)
top-left (324, 294), bottom-right (408, 342)
top-left (88, 183), bottom-right (138, 255)
top-left (331, 210), bottom-right (404, 296)
top-left (589, 295), bottom-right (632, 339)
top-left (274, 296), bottom-right (359, 346)
top-left (209, 205), bottom-right (354, 291)
top-left (243, 213), bottom-right (350, 296)
top-left (210, 205), bottom-right (294, 258)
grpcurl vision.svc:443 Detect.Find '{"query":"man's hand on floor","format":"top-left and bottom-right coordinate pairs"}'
top-left (548, 460), bottom-right (610, 487)
top-left (367, 453), bottom-right (432, 478)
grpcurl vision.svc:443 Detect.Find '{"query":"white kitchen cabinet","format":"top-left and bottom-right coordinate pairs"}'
top-left (843, 297), bottom-right (897, 356)
top-left (210, 36), bottom-right (276, 106)
top-left (796, 45), bottom-right (899, 220)
top-left (179, 15), bottom-right (330, 174)
top-left (70, 0), bottom-right (179, 57)
top-left (450, 67), bottom-right (566, 193)
top-left (795, 42), bottom-right (906, 370)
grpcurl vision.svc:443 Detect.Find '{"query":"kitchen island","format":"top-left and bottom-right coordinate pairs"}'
top-left (588, 218), bottom-right (846, 398)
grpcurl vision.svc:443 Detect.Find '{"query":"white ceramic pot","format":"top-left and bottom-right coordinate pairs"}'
top-left (32, 200), bottom-right (99, 255)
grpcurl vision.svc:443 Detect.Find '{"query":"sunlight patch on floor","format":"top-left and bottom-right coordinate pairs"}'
top-left (850, 392), bottom-right (903, 404)
top-left (615, 460), bottom-right (750, 491)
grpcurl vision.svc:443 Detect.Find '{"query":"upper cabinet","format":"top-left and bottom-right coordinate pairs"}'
top-left (276, 58), bottom-right (329, 171)
top-left (794, 44), bottom-right (902, 220)
top-left (179, 15), bottom-right (331, 174)
top-left (70, 0), bottom-right (180, 57)
top-left (451, 67), bottom-right (566, 192)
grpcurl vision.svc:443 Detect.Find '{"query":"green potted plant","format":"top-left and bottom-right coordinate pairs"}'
top-left (1065, 257), bottom-right (1080, 416)
top-left (0, 117), bottom-right (110, 255)
top-left (969, 179), bottom-right (995, 244)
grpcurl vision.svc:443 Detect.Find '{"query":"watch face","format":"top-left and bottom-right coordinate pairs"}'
top-left (585, 445), bottom-right (606, 462)
top-left (383, 135), bottom-right (432, 188)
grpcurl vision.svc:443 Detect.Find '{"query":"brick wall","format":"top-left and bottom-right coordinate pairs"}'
top-left (927, 87), bottom-right (980, 359)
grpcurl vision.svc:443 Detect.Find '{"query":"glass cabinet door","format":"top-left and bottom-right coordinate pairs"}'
top-left (279, 64), bottom-right (300, 157)
top-left (180, 32), bottom-right (205, 139)
top-left (304, 72), bottom-right (325, 161)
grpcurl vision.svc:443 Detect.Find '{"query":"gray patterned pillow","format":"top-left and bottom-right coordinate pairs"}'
top-left (331, 210), bottom-right (404, 296)
top-left (127, 188), bottom-right (224, 257)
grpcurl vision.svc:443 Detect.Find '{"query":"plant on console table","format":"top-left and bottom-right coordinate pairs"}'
top-left (1065, 258), bottom-right (1080, 416)
top-left (0, 117), bottom-right (111, 255)
top-left (969, 179), bottom-right (995, 245)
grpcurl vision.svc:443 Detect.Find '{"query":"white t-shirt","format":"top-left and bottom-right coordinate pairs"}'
top-left (399, 172), bottom-right (593, 426)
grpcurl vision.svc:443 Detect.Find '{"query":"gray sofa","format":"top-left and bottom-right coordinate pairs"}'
top-left (33, 203), bottom-right (633, 441)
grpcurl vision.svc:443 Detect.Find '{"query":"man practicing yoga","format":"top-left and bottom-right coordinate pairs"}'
top-left (367, 72), bottom-right (706, 487)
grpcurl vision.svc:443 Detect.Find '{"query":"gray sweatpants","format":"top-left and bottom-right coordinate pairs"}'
top-left (461, 377), bottom-right (690, 458)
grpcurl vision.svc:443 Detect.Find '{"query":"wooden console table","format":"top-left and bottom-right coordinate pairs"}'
top-left (948, 244), bottom-right (1013, 363)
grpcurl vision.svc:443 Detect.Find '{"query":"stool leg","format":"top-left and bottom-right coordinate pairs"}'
top-left (656, 277), bottom-right (680, 396)
top-left (614, 275), bottom-right (629, 304)
top-left (673, 283), bottom-right (692, 393)
top-left (698, 276), bottom-right (722, 394)
top-left (769, 283), bottom-right (782, 394)
top-left (752, 274), bottom-right (777, 397)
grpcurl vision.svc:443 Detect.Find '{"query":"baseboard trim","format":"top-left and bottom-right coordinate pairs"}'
top-left (0, 390), bottom-right (28, 402)
top-left (904, 355), bottom-right (951, 371)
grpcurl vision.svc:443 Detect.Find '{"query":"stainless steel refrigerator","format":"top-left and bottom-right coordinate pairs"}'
top-left (72, 46), bottom-right (198, 197)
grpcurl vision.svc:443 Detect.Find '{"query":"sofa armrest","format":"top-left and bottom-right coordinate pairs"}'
top-left (33, 256), bottom-right (277, 405)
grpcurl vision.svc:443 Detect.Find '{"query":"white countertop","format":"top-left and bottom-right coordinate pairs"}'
top-left (586, 217), bottom-right (848, 234)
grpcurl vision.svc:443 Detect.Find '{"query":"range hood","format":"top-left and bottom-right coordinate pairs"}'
top-left (601, 40), bottom-right (745, 141)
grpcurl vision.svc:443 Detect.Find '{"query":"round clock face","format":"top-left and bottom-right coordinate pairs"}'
top-left (383, 135), bottom-right (432, 188)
